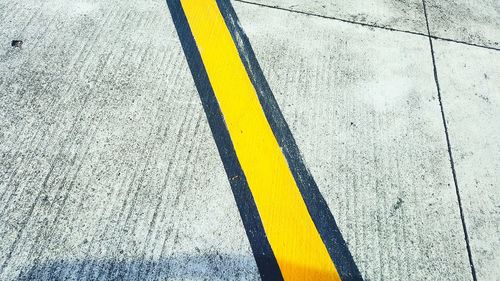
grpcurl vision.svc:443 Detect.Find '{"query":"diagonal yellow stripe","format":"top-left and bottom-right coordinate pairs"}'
top-left (180, 0), bottom-right (341, 280)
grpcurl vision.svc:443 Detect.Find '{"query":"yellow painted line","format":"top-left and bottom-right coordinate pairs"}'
top-left (180, 0), bottom-right (340, 280)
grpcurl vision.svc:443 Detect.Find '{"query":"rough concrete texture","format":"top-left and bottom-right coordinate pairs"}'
top-left (233, 2), bottom-right (474, 280)
top-left (231, 0), bottom-right (428, 33)
top-left (434, 40), bottom-right (500, 281)
top-left (426, 0), bottom-right (500, 49)
top-left (0, 0), bottom-right (259, 280)
top-left (0, 0), bottom-right (499, 280)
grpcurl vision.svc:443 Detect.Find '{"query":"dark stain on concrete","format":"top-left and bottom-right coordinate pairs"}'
top-left (11, 40), bottom-right (23, 48)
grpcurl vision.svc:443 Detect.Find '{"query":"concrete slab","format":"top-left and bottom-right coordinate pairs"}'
top-left (0, 0), bottom-right (259, 280)
top-left (232, 0), bottom-right (428, 34)
top-left (434, 40), bottom-right (500, 281)
top-left (1, 0), bottom-right (497, 280)
top-left (233, 2), bottom-right (473, 280)
top-left (426, 0), bottom-right (500, 49)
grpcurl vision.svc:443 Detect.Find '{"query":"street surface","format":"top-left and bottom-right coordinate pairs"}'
top-left (0, 0), bottom-right (498, 280)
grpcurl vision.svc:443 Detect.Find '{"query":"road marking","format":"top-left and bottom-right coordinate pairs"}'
top-left (166, 0), bottom-right (363, 280)
top-left (180, 0), bottom-right (338, 280)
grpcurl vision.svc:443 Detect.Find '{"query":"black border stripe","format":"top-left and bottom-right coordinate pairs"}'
top-left (166, 0), bottom-right (363, 279)
top-left (215, 1), bottom-right (363, 280)
top-left (165, 0), bottom-right (283, 280)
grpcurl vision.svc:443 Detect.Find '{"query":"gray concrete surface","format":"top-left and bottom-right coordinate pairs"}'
top-left (232, 0), bottom-right (428, 34)
top-left (433, 40), bottom-right (500, 281)
top-left (233, 0), bottom-right (500, 50)
top-left (0, 0), bottom-right (258, 280)
top-left (233, 2), bottom-right (474, 280)
top-left (426, 0), bottom-right (500, 49)
top-left (0, 0), bottom-right (499, 280)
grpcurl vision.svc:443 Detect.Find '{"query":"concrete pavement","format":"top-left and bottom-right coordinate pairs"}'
top-left (0, 0), bottom-right (498, 280)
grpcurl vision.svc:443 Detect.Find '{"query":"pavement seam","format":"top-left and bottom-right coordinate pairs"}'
top-left (234, 0), bottom-right (500, 52)
top-left (422, 1), bottom-right (478, 280)
top-left (430, 35), bottom-right (500, 52)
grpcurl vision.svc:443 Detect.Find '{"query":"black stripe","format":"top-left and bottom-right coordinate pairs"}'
top-left (165, 0), bottom-right (283, 280)
top-left (215, 0), bottom-right (363, 280)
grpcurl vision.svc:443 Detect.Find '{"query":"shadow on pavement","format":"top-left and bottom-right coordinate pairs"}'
top-left (14, 253), bottom-right (259, 280)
